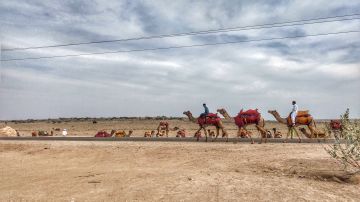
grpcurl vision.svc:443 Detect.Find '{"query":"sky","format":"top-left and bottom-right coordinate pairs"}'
top-left (0, 0), bottom-right (359, 120)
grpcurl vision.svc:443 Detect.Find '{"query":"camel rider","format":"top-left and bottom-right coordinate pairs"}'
top-left (200, 103), bottom-right (209, 117)
top-left (291, 101), bottom-right (298, 126)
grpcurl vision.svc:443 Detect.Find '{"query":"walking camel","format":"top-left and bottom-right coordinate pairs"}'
top-left (183, 111), bottom-right (228, 142)
top-left (217, 108), bottom-right (267, 144)
top-left (268, 110), bottom-right (317, 142)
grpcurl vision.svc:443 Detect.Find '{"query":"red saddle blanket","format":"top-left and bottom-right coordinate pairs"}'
top-left (330, 120), bottom-right (342, 130)
top-left (234, 109), bottom-right (261, 127)
top-left (95, 131), bottom-right (112, 137)
top-left (197, 113), bottom-right (221, 125)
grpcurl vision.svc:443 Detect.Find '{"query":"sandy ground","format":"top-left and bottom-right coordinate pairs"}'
top-left (0, 140), bottom-right (358, 201)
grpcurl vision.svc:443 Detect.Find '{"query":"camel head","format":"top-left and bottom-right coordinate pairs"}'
top-left (183, 111), bottom-right (192, 116)
top-left (267, 110), bottom-right (278, 114)
top-left (217, 108), bottom-right (226, 114)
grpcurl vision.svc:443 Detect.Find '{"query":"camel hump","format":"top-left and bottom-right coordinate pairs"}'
top-left (297, 110), bottom-right (310, 117)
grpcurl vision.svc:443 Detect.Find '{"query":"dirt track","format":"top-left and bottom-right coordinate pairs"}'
top-left (0, 141), bottom-right (358, 201)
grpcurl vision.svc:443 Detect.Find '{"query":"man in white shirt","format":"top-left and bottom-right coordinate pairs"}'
top-left (291, 101), bottom-right (298, 126)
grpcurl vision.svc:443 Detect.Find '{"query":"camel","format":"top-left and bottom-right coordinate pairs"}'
top-left (156, 121), bottom-right (169, 137)
top-left (111, 130), bottom-right (133, 138)
top-left (299, 127), bottom-right (327, 138)
top-left (329, 120), bottom-right (343, 138)
top-left (94, 130), bottom-right (112, 137)
top-left (144, 130), bottom-right (155, 137)
top-left (194, 131), bottom-right (202, 138)
top-left (217, 108), bottom-right (267, 144)
top-left (268, 110), bottom-right (317, 142)
top-left (272, 128), bottom-right (282, 138)
top-left (265, 130), bottom-right (273, 138)
top-left (207, 129), bottom-right (215, 138)
top-left (32, 130), bottom-right (52, 137)
top-left (238, 127), bottom-right (252, 138)
top-left (176, 129), bottom-right (186, 138)
top-left (183, 111), bottom-right (228, 142)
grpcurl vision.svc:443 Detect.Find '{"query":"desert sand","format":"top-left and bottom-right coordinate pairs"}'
top-left (0, 119), bottom-right (358, 201)
top-left (0, 140), bottom-right (359, 201)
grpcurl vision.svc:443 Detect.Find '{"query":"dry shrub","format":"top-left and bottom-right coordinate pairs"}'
top-left (325, 109), bottom-right (360, 173)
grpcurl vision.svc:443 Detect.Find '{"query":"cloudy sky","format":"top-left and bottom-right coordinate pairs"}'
top-left (0, 0), bottom-right (359, 120)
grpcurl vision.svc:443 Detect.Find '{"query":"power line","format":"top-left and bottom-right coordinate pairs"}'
top-left (2, 13), bottom-right (360, 52)
top-left (1, 30), bottom-right (358, 62)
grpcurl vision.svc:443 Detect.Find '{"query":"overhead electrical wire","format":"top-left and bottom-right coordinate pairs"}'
top-left (2, 13), bottom-right (360, 52)
top-left (1, 30), bottom-right (359, 62)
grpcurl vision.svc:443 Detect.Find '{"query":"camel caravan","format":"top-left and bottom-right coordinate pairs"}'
top-left (2, 101), bottom-right (342, 143)
top-left (183, 102), bottom-right (331, 143)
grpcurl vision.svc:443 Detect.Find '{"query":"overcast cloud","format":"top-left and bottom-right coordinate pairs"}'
top-left (0, 0), bottom-right (359, 120)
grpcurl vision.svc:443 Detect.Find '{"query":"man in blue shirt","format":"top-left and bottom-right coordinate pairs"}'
top-left (200, 103), bottom-right (209, 117)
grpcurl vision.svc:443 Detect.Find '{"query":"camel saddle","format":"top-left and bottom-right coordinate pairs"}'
top-left (330, 120), bottom-right (342, 130)
top-left (197, 113), bottom-right (221, 126)
top-left (234, 109), bottom-right (261, 127)
top-left (292, 110), bottom-right (310, 117)
top-left (95, 131), bottom-right (111, 137)
top-left (286, 110), bottom-right (312, 126)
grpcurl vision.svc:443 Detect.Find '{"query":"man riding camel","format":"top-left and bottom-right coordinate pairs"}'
top-left (290, 100), bottom-right (298, 126)
top-left (200, 103), bottom-right (209, 117)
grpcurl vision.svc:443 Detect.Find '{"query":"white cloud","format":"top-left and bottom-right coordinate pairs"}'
top-left (0, 0), bottom-right (359, 119)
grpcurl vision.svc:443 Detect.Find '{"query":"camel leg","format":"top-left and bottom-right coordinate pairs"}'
top-left (166, 129), bottom-right (169, 137)
top-left (156, 125), bottom-right (160, 137)
top-left (213, 127), bottom-right (220, 142)
top-left (258, 118), bottom-right (267, 144)
top-left (294, 128), bottom-right (301, 143)
top-left (284, 127), bottom-right (291, 143)
top-left (237, 128), bottom-right (241, 143)
top-left (245, 127), bottom-right (254, 144)
top-left (256, 125), bottom-right (267, 144)
top-left (203, 127), bottom-right (208, 142)
top-left (308, 124), bottom-right (318, 142)
top-left (219, 125), bottom-right (228, 142)
top-left (195, 127), bottom-right (202, 141)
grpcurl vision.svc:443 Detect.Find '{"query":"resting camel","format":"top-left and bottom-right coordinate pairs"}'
top-left (272, 128), bottom-right (282, 138)
top-left (207, 129), bottom-right (215, 138)
top-left (176, 129), bottom-right (186, 138)
top-left (217, 108), bottom-right (267, 144)
top-left (144, 130), bottom-right (155, 137)
top-left (299, 127), bottom-right (327, 138)
top-left (32, 130), bottom-right (52, 136)
top-left (268, 110), bottom-right (316, 142)
top-left (183, 111), bottom-right (228, 142)
top-left (111, 130), bottom-right (133, 138)
top-left (238, 128), bottom-right (252, 138)
top-left (194, 131), bottom-right (202, 138)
